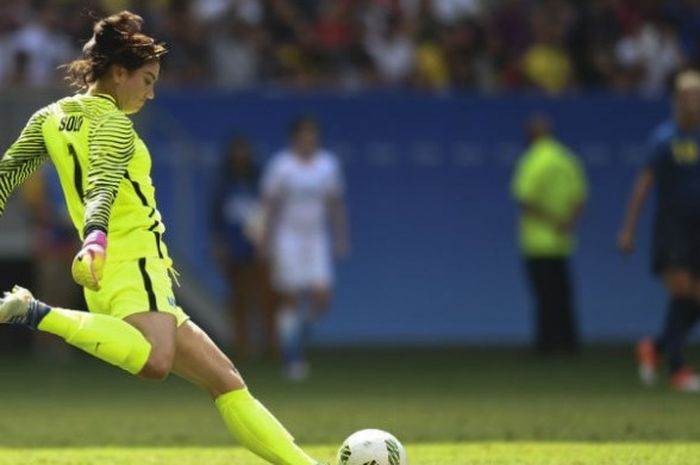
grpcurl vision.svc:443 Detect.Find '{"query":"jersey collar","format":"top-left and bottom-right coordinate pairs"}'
top-left (93, 93), bottom-right (118, 107)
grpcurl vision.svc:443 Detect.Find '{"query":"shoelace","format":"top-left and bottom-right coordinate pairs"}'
top-left (8, 314), bottom-right (27, 325)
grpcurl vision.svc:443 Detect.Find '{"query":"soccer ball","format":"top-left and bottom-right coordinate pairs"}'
top-left (336, 429), bottom-right (407, 465)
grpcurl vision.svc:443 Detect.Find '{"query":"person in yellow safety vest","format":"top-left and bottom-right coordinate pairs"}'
top-left (511, 113), bottom-right (588, 354)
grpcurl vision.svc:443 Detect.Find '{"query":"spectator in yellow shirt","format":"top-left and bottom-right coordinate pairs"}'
top-left (521, 11), bottom-right (573, 94)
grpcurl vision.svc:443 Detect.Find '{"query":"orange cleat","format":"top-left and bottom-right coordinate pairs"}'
top-left (671, 368), bottom-right (700, 392)
top-left (636, 338), bottom-right (659, 386)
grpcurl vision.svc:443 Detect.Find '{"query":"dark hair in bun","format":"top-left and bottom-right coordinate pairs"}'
top-left (63, 11), bottom-right (167, 90)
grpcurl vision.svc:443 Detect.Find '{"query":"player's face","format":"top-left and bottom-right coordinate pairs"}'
top-left (116, 61), bottom-right (160, 114)
top-left (229, 141), bottom-right (252, 173)
top-left (677, 87), bottom-right (700, 122)
top-left (294, 125), bottom-right (319, 156)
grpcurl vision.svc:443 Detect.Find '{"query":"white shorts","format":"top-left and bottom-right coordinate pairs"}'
top-left (272, 231), bottom-right (333, 292)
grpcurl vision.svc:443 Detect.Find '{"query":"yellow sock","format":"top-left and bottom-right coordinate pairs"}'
top-left (38, 308), bottom-right (151, 375)
top-left (216, 388), bottom-right (317, 465)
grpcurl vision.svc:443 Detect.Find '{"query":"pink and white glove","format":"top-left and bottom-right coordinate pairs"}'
top-left (71, 230), bottom-right (107, 291)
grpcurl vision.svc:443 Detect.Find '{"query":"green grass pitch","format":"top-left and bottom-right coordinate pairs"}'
top-left (1, 345), bottom-right (699, 464)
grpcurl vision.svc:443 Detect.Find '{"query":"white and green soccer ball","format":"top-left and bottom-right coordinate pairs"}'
top-left (336, 429), bottom-right (407, 465)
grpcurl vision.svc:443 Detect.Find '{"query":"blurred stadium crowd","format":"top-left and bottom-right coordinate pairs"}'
top-left (2, 0), bottom-right (700, 94)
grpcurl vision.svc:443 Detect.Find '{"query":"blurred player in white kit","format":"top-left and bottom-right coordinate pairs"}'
top-left (261, 116), bottom-right (350, 380)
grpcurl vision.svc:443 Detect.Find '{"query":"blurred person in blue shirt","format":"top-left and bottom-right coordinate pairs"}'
top-left (212, 136), bottom-right (276, 359)
top-left (619, 69), bottom-right (700, 392)
top-left (22, 165), bottom-right (83, 359)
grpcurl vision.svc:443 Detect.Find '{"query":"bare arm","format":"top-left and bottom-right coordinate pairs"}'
top-left (519, 201), bottom-right (558, 226)
top-left (210, 184), bottom-right (231, 270)
top-left (570, 201), bottom-right (586, 225)
top-left (259, 195), bottom-right (279, 260)
top-left (328, 194), bottom-right (350, 258)
top-left (618, 169), bottom-right (654, 254)
top-left (559, 200), bottom-right (586, 233)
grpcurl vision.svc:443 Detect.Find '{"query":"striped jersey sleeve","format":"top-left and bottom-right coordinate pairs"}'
top-left (0, 109), bottom-right (49, 215)
top-left (83, 112), bottom-right (135, 235)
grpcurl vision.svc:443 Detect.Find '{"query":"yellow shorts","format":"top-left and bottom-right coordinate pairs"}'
top-left (84, 257), bottom-right (189, 327)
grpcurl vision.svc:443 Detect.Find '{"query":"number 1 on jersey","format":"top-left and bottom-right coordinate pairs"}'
top-left (67, 143), bottom-right (84, 203)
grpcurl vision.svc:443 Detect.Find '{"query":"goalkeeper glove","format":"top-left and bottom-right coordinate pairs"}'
top-left (71, 230), bottom-right (107, 291)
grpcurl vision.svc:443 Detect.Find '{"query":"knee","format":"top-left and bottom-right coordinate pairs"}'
top-left (208, 368), bottom-right (246, 398)
top-left (311, 289), bottom-right (331, 311)
top-left (278, 292), bottom-right (299, 309)
top-left (140, 353), bottom-right (174, 381)
top-left (313, 295), bottom-right (330, 310)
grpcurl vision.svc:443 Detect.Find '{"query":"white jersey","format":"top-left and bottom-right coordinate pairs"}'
top-left (262, 148), bottom-right (344, 291)
top-left (262, 148), bottom-right (344, 235)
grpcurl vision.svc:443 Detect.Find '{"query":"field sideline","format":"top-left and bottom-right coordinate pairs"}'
top-left (1, 345), bottom-right (699, 464)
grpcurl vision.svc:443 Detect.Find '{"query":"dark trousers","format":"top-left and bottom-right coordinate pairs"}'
top-left (524, 257), bottom-right (578, 353)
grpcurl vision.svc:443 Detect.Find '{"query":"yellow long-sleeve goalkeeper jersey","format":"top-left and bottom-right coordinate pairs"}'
top-left (0, 93), bottom-right (169, 263)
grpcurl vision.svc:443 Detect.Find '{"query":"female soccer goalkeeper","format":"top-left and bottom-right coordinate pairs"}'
top-left (0, 11), bottom-right (320, 465)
